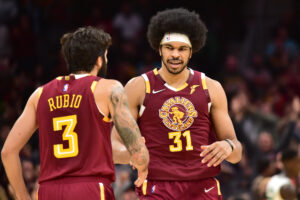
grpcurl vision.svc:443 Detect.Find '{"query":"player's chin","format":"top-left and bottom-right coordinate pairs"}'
top-left (168, 65), bottom-right (185, 74)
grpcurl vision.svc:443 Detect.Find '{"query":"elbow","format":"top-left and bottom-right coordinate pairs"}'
top-left (1, 146), bottom-right (10, 162)
top-left (1, 145), bottom-right (18, 163)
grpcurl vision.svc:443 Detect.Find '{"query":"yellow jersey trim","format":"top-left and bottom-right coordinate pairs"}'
top-left (103, 116), bottom-right (111, 122)
top-left (215, 178), bottom-right (221, 195)
top-left (201, 73), bottom-right (207, 90)
top-left (142, 180), bottom-right (147, 195)
top-left (141, 74), bottom-right (151, 94)
top-left (56, 76), bottom-right (63, 80)
top-left (99, 183), bottom-right (105, 200)
top-left (91, 81), bottom-right (98, 93)
top-left (145, 81), bottom-right (150, 93)
top-left (65, 76), bottom-right (70, 81)
top-left (38, 87), bottom-right (43, 99)
top-left (153, 68), bottom-right (159, 75)
top-left (176, 82), bottom-right (189, 91)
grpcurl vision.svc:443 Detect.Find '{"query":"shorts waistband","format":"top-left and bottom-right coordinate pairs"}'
top-left (40, 176), bottom-right (112, 185)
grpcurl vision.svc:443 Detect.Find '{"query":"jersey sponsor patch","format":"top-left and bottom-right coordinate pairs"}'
top-left (159, 96), bottom-right (198, 131)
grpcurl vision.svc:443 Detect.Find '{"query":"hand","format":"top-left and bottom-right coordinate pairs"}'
top-left (134, 165), bottom-right (148, 187)
top-left (129, 137), bottom-right (146, 170)
top-left (131, 136), bottom-right (148, 187)
top-left (200, 140), bottom-right (233, 167)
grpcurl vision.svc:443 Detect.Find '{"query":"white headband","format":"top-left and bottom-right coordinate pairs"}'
top-left (160, 33), bottom-right (192, 47)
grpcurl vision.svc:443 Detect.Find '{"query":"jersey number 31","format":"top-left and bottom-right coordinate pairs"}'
top-left (169, 130), bottom-right (193, 152)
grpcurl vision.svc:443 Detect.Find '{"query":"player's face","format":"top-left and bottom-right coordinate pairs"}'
top-left (160, 42), bottom-right (192, 75)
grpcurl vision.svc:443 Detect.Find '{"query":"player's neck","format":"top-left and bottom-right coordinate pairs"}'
top-left (158, 67), bottom-right (190, 89)
top-left (71, 71), bottom-right (90, 75)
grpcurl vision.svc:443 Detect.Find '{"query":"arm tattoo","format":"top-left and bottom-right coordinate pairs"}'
top-left (110, 84), bottom-right (147, 165)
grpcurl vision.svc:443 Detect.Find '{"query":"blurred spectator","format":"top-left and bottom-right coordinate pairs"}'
top-left (251, 157), bottom-right (277, 200)
top-left (114, 165), bottom-right (135, 200)
top-left (266, 27), bottom-right (299, 77)
top-left (265, 149), bottom-right (300, 200)
top-left (113, 2), bottom-right (143, 42)
top-left (243, 53), bottom-right (271, 99)
top-left (121, 187), bottom-right (138, 200)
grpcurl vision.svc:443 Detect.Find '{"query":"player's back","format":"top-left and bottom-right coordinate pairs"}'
top-left (37, 74), bottom-right (115, 184)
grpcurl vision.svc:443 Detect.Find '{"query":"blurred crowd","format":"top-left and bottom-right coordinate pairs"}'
top-left (0, 0), bottom-right (300, 199)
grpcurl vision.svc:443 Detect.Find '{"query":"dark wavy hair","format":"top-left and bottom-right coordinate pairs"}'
top-left (60, 26), bottom-right (112, 73)
top-left (147, 8), bottom-right (207, 53)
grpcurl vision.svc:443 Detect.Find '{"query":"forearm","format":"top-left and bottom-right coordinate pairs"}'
top-left (110, 83), bottom-right (149, 168)
top-left (225, 139), bottom-right (242, 163)
top-left (114, 120), bottom-right (149, 168)
top-left (1, 151), bottom-right (30, 200)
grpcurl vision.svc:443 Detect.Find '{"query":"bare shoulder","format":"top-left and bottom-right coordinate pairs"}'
top-left (94, 79), bottom-right (125, 116)
top-left (205, 76), bottom-right (227, 105)
top-left (125, 76), bottom-right (145, 106)
top-left (30, 87), bottom-right (43, 109)
top-left (96, 78), bottom-right (124, 96)
top-left (125, 76), bottom-right (145, 91)
top-left (206, 76), bottom-right (223, 92)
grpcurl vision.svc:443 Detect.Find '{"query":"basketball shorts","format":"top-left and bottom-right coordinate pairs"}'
top-left (38, 176), bottom-right (115, 200)
top-left (136, 177), bottom-right (223, 200)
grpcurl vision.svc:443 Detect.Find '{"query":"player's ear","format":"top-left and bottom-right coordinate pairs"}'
top-left (159, 46), bottom-right (162, 56)
top-left (96, 56), bottom-right (103, 69)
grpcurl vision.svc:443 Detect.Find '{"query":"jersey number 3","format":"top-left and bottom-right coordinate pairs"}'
top-left (169, 130), bottom-right (193, 152)
top-left (52, 115), bottom-right (79, 158)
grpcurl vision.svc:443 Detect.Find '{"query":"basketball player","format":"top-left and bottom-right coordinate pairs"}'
top-left (112, 8), bottom-right (242, 199)
top-left (1, 26), bottom-right (149, 200)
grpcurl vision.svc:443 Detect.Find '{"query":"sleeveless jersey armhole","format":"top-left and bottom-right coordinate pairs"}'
top-left (37, 86), bottom-right (43, 100)
top-left (201, 73), bottom-right (212, 113)
top-left (36, 86), bottom-right (44, 116)
top-left (139, 74), bottom-right (151, 117)
top-left (90, 78), bottom-right (112, 122)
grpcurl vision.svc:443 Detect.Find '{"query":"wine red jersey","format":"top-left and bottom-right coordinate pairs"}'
top-left (37, 74), bottom-right (115, 184)
top-left (138, 68), bottom-right (220, 181)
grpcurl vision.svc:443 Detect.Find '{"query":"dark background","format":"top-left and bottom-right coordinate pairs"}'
top-left (0, 0), bottom-right (300, 199)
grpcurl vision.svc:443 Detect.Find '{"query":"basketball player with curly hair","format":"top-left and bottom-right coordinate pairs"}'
top-left (112, 8), bottom-right (242, 199)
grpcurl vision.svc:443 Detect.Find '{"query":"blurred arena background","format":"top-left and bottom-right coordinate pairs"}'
top-left (0, 0), bottom-right (300, 199)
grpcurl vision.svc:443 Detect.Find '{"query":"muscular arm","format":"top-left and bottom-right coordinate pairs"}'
top-left (111, 77), bottom-right (145, 164)
top-left (108, 80), bottom-right (149, 185)
top-left (200, 78), bottom-right (242, 166)
top-left (1, 88), bottom-right (40, 200)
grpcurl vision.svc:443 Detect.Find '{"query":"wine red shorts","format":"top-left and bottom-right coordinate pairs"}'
top-left (136, 177), bottom-right (223, 200)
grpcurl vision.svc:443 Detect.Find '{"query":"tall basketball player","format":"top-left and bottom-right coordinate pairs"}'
top-left (112, 8), bottom-right (242, 199)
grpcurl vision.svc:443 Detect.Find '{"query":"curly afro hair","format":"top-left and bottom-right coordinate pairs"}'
top-left (147, 8), bottom-right (207, 53)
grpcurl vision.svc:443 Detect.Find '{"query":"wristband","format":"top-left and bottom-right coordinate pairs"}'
top-left (224, 139), bottom-right (234, 152)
